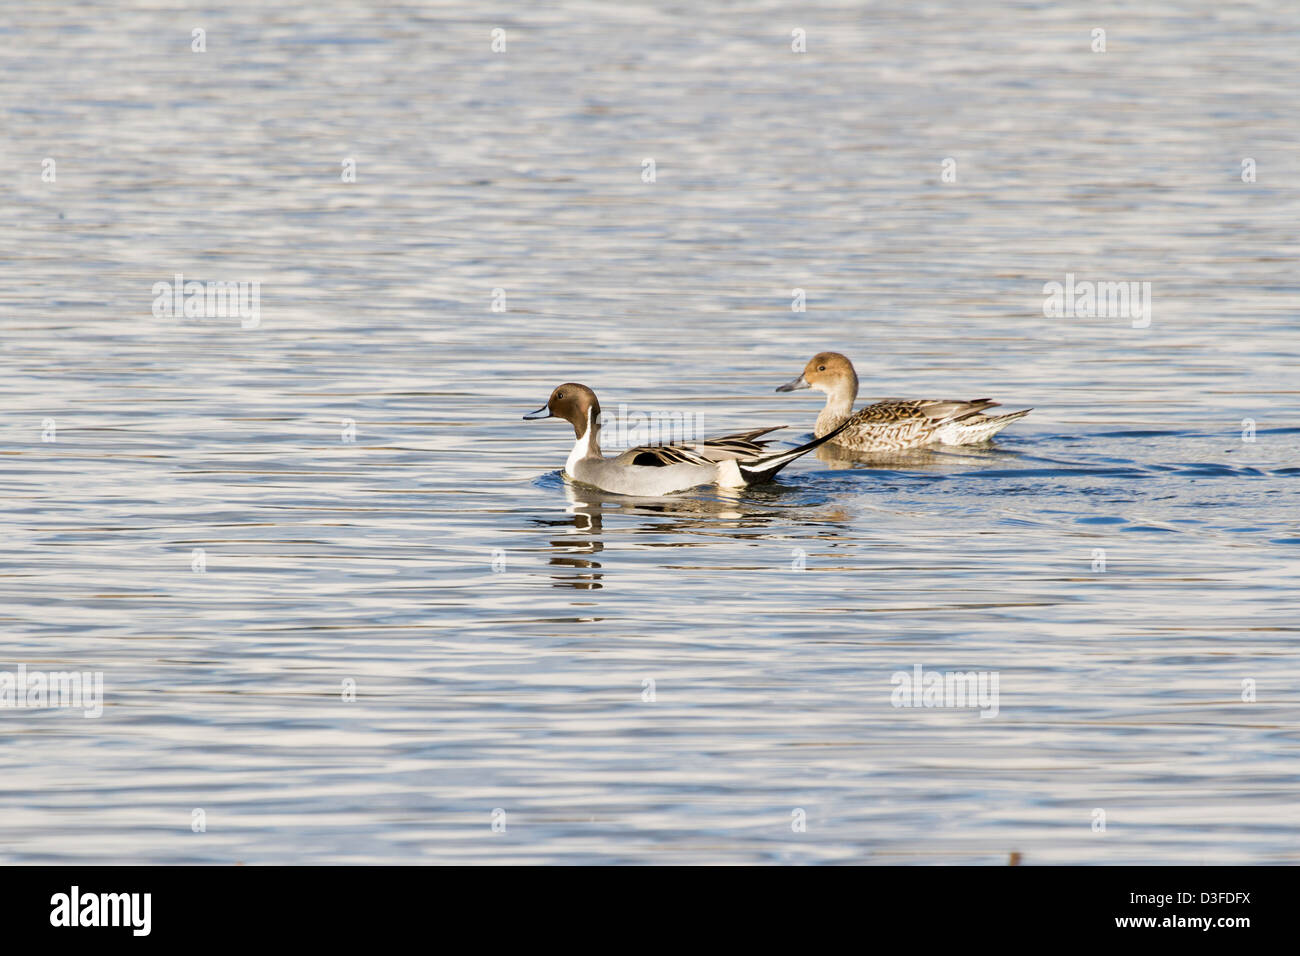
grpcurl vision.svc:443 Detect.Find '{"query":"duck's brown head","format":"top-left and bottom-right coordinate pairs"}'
top-left (776, 351), bottom-right (859, 399)
top-left (523, 383), bottom-right (601, 438)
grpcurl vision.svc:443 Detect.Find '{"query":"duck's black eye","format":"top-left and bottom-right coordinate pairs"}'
top-left (556, 391), bottom-right (565, 399)
top-left (817, 365), bottom-right (825, 372)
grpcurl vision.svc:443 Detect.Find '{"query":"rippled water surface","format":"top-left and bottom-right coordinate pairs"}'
top-left (2, 1), bottom-right (1298, 864)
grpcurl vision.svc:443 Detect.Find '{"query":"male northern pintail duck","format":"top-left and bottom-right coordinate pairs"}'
top-left (776, 352), bottom-right (1031, 453)
top-left (524, 383), bottom-right (847, 496)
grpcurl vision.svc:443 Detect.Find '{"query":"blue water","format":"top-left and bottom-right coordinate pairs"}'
top-left (1, 1), bottom-right (1297, 863)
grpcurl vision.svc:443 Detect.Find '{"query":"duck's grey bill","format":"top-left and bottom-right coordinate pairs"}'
top-left (523, 404), bottom-right (551, 420)
top-left (776, 375), bottom-right (810, 392)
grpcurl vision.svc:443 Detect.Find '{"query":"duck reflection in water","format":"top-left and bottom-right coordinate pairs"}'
top-left (537, 479), bottom-right (853, 589)
top-left (812, 439), bottom-right (1024, 471)
top-left (541, 483), bottom-right (606, 589)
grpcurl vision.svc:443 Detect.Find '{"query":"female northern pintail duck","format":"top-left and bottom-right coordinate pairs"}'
top-left (776, 352), bottom-right (1031, 452)
top-left (524, 383), bottom-right (847, 496)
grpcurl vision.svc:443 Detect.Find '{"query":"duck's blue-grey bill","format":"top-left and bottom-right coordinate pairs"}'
top-left (776, 375), bottom-right (810, 392)
top-left (523, 405), bottom-right (551, 420)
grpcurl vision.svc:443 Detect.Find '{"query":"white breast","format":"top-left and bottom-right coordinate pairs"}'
top-left (565, 409), bottom-right (598, 476)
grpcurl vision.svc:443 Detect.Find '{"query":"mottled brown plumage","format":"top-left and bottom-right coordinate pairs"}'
top-left (776, 352), bottom-right (1031, 452)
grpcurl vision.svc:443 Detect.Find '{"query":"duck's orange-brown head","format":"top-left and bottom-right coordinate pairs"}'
top-left (776, 352), bottom-right (859, 398)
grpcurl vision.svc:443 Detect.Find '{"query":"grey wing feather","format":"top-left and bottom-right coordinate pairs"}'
top-left (612, 426), bottom-right (787, 468)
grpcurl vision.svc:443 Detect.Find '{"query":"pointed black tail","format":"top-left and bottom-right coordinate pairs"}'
top-left (736, 419), bottom-right (850, 485)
